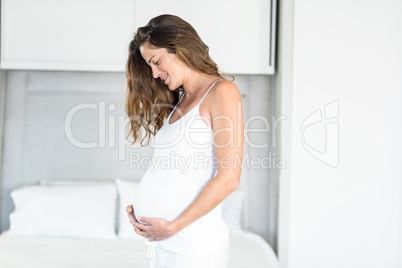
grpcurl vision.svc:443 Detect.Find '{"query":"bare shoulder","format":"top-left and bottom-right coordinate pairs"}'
top-left (210, 80), bottom-right (241, 107)
top-left (208, 80), bottom-right (242, 128)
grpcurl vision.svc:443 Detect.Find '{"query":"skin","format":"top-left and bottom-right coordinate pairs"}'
top-left (126, 42), bottom-right (245, 241)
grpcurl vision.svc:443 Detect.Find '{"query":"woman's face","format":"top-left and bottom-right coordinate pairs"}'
top-left (140, 43), bottom-right (187, 90)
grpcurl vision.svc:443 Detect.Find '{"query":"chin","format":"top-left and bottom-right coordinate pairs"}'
top-left (167, 84), bottom-right (178, 91)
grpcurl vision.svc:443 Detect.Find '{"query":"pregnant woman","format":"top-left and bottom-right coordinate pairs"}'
top-left (125, 14), bottom-right (244, 268)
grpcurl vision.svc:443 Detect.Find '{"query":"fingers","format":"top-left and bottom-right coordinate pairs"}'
top-left (126, 205), bottom-right (134, 214)
top-left (126, 205), bottom-right (152, 239)
top-left (134, 226), bottom-right (149, 237)
top-left (128, 213), bottom-right (138, 225)
top-left (129, 218), bottom-right (137, 226)
top-left (137, 217), bottom-right (150, 225)
top-left (132, 218), bottom-right (149, 238)
top-left (126, 205), bottom-right (140, 227)
top-left (135, 227), bottom-right (158, 241)
top-left (133, 221), bottom-right (148, 231)
top-left (134, 223), bottom-right (153, 240)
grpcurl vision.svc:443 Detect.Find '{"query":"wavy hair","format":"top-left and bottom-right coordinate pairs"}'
top-left (125, 14), bottom-right (234, 146)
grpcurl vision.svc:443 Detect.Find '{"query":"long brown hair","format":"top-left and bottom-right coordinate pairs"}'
top-left (125, 14), bottom-right (227, 146)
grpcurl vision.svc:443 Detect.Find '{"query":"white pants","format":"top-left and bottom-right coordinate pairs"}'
top-left (147, 242), bottom-right (229, 268)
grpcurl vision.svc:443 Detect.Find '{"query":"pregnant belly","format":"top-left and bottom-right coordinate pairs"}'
top-left (133, 170), bottom-right (199, 225)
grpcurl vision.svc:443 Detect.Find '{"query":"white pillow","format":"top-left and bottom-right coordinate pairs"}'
top-left (221, 190), bottom-right (245, 234)
top-left (115, 178), bottom-right (146, 241)
top-left (8, 184), bottom-right (118, 240)
top-left (38, 179), bottom-right (119, 232)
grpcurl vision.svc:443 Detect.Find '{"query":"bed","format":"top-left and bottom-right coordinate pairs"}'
top-left (0, 179), bottom-right (279, 268)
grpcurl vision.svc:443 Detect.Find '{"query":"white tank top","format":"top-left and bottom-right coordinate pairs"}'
top-left (133, 79), bottom-right (229, 256)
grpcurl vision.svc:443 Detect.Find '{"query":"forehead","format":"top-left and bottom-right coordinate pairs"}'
top-left (139, 43), bottom-right (163, 61)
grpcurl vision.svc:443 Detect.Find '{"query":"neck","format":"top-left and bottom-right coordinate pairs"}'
top-left (181, 69), bottom-right (220, 99)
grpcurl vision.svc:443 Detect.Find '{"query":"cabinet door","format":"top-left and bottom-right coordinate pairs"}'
top-left (134, 0), bottom-right (276, 74)
top-left (1, 0), bottom-right (135, 71)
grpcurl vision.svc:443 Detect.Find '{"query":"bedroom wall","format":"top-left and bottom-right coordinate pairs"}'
top-left (277, 0), bottom-right (402, 267)
top-left (0, 71), bottom-right (279, 251)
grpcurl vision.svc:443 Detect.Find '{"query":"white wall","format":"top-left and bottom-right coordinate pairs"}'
top-left (278, 0), bottom-right (402, 267)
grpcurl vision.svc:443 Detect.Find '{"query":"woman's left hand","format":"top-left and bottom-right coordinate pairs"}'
top-left (132, 217), bottom-right (178, 242)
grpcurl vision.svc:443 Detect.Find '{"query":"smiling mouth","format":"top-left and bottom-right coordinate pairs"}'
top-left (162, 74), bottom-right (168, 83)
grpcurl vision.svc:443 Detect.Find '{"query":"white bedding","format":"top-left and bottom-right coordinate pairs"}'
top-left (0, 231), bottom-right (279, 268)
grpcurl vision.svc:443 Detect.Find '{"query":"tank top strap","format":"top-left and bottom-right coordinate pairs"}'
top-left (198, 79), bottom-right (225, 105)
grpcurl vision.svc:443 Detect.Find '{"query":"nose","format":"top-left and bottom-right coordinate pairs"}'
top-left (152, 67), bottom-right (160, 79)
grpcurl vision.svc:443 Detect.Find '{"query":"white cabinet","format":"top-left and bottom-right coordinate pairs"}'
top-left (135, 0), bottom-right (276, 74)
top-left (0, 0), bottom-right (135, 71)
top-left (0, 0), bottom-right (276, 74)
